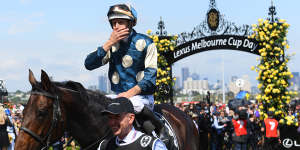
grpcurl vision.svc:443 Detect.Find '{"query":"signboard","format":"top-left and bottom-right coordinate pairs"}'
top-left (164, 35), bottom-right (260, 64)
top-left (235, 79), bottom-right (245, 88)
top-left (280, 125), bottom-right (300, 150)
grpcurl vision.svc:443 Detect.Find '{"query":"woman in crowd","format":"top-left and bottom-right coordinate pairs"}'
top-left (0, 105), bottom-right (10, 150)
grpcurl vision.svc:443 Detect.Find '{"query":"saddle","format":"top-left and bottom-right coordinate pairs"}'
top-left (134, 112), bottom-right (179, 150)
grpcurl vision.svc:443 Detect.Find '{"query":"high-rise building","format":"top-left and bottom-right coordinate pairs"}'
top-left (182, 77), bottom-right (209, 94)
top-left (290, 72), bottom-right (300, 91)
top-left (98, 75), bottom-right (107, 93)
top-left (231, 76), bottom-right (238, 82)
top-left (291, 72), bottom-right (300, 85)
top-left (181, 67), bottom-right (189, 88)
top-left (88, 85), bottom-right (97, 91)
top-left (191, 73), bottom-right (200, 80)
top-left (174, 76), bottom-right (181, 89)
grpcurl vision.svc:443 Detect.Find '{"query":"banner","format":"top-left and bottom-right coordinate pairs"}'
top-left (164, 35), bottom-right (260, 64)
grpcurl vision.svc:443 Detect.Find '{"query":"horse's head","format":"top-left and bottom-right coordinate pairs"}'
top-left (15, 70), bottom-right (65, 150)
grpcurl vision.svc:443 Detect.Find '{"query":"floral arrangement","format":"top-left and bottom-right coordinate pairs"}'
top-left (147, 30), bottom-right (177, 103)
top-left (250, 19), bottom-right (298, 126)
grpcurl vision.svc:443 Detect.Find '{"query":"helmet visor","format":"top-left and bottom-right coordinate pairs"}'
top-left (107, 4), bottom-right (133, 19)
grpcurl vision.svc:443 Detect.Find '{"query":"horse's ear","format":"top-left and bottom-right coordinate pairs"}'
top-left (29, 69), bottom-right (37, 87)
top-left (41, 69), bottom-right (54, 92)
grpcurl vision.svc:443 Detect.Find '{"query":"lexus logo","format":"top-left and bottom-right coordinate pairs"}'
top-left (283, 138), bottom-right (300, 148)
top-left (283, 138), bottom-right (293, 148)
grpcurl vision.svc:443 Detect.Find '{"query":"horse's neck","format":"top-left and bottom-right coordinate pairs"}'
top-left (63, 93), bottom-right (111, 147)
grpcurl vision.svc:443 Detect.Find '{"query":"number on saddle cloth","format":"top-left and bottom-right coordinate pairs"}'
top-left (135, 111), bottom-right (179, 149)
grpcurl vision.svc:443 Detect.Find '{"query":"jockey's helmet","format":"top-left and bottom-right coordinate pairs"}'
top-left (107, 4), bottom-right (137, 27)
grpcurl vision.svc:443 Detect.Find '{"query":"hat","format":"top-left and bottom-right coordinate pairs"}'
top-left (192, 113), bottom-right (199, 118)
top-left (102, 97), bottom-right (134, 115)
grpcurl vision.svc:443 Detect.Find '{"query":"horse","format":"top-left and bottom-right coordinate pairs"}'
top-left (14, 70), bottom-right (200, 150)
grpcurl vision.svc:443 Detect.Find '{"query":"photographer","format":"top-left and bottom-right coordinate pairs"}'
top-left (223, 110), bottom-right (235, 150)
top-left (247, 114), bottom-right (260, 150)
top-left (232, 107), bottom-right (248, 150)
top-left (261, 111), bottom-right (280, 150)
top-left (198, 108), bottom-right (211, 150)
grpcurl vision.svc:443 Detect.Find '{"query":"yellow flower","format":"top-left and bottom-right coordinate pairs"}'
top-left (258, 84), bottom-right (262, 89)
top-left (279, 119), bottom-right (284, 124)
top-left (268, 24), bottom-right (273, 29)
top-left (282, 41), bottom-right (286, 46)
top-left (146, 29), bottom-right (152, 35)
top-left (256, 94), bottom-right (261, 100)
top-left (170, 46), bottom-right (174, 51)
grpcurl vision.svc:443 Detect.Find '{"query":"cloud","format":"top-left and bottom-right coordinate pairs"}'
top-left (56, 31), bottom-right (108, 44)
top-left (0, 59), bottom-right (21, 70)
top-left (7, 12), bottom-right (45, 35)
top-left (0, 58), bottom-right (26, 81)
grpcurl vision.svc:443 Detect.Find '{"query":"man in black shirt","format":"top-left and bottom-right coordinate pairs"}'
top-left (98, 97), bottom-right (167, 150)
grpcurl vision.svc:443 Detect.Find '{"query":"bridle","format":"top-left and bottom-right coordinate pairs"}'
top-left (19, 88), bottom-right (111, 150)
top-left (20, 91), bottom-right (62, 150)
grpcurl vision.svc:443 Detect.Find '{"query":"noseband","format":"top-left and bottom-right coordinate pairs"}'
top-left (20, 91), bottom-right (62, 150)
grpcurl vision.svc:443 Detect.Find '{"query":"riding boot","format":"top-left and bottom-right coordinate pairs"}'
top-left (140, 107), bottom-right (169, 143)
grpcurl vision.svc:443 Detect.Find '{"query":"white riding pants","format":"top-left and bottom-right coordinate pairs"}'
top-left (106, 94), bottom-right (154, 113)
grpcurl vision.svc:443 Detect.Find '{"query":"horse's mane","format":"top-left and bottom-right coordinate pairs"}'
top-left (54, 80), bottom-right (112, 115)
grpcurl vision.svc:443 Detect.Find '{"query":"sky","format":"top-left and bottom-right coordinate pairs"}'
top-left (0, 0), bottom-right (299, 92)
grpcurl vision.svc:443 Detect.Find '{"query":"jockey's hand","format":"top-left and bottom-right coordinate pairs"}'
top-left (117, 91), bottom-right (133, 99)
top-left (117, 85), bottom-right (141, 99)
top-left (109, 28), bottom-right (130, 44)
top-left (103, 28), bottom-right (129, 51)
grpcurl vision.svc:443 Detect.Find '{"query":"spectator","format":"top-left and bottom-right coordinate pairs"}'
top-left (0, 104), bottom-right (10, 150)
top-left (211, 111), bottom-right (226, 150)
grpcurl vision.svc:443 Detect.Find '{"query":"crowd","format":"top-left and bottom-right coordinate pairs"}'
top-left (2, 99), bottom-right (300, 150)
top-left (176, 100), bottom-right (300, 150)
top-left (0, 103), bottom-right (23, 150)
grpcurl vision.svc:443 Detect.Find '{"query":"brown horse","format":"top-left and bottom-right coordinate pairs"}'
top-left (14, 70), bottom-right (200, 150)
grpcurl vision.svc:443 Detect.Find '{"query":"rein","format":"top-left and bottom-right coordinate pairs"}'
top-left (81, 129), bottom-right (111, 150)
top-left (20, 89), bottom-right (110, 150)
top-left (20, 91), bottom-right (62, 150)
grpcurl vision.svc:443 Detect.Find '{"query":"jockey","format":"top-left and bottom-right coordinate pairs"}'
top-left (98, 97), bottom-right (167, 150)
top-left (84, 4), bottom-right (167, 141)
